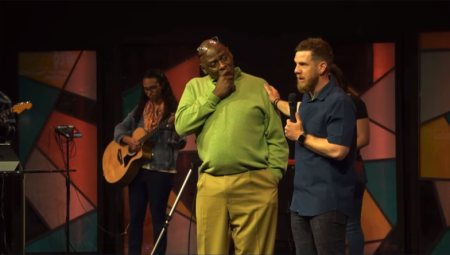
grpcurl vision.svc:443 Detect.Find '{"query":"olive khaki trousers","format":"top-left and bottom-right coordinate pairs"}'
top-left (196, 169), bottom-right (278, 255)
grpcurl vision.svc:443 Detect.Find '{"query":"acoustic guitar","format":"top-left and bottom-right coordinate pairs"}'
top-left (0, 101), bottom-right (33, 121)
top-left (102, 115), bottom-right (175, 186)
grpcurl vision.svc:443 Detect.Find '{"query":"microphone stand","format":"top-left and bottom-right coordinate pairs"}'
top-left (150, 164), bottom-right (193, 255)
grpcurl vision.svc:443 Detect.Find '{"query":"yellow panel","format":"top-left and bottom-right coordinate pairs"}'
top-left (420, 118), bottom-right (450, 178)
top-left (18, 51), bottom-right (81, 88)
top-left (361, 189), bottom-right (391, 241)
top-left (168, 190), bottom-right (195, 220)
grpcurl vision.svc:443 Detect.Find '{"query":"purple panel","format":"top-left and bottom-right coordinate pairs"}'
top-left (360, 71), bottom-right (396, 132)
top-left (420, 50), bottom-right (450, 123)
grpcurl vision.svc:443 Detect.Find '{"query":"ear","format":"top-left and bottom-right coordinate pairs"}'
top-left (319, 61), bottom-right (327, 75)
top-left (200, 65), bottom-right (207, 75)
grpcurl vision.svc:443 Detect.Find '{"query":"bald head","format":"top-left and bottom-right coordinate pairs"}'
top-left (197, 38), bottom-right (234, 80)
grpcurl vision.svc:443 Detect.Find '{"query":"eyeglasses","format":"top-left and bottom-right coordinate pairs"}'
top-left (143, 84), bottom-right (160, 92)
top-left (197, 36), bottom-right (219, 56)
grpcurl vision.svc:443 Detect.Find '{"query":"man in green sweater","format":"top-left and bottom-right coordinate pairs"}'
top-left (175, 37), bottom-right (289, 255)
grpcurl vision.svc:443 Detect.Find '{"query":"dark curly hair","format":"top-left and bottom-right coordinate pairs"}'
top-left (132, 69), bottom-right (179, 123)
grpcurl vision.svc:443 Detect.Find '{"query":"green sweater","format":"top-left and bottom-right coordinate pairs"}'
top-left (175, 67), bottom-right (289, 181)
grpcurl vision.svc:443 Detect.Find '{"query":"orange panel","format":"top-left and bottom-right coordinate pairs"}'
top-left (36, 111), bottom-right (97, 205)
top-left (420, 32), bottom-right (450, 49)
top-left (361, 189), bottom-right (391, 241)
top-left (364, 241), bottom-right (381, 255)
top-left (373, 43), bottom-right (395, 82)
top-left (18, 51), bottom-right (81, 88)
top-left (420, 117), bottom-right (450, 178)
top-left (165, 56), bottom-right (200, 101)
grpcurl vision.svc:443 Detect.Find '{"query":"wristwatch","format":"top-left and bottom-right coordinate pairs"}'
top-left (298, 132), bottom-right (308, 145)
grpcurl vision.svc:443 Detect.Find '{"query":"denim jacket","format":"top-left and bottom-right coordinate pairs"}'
top-left (113, 106), bottom-right (187, 171)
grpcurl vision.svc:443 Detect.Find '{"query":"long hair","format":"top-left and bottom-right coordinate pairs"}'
top-left (329, 63), bottom-right (351, 93)
top-left (132, 69), bottom-right (179, 123)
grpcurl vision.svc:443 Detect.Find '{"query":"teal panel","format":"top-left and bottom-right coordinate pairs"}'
top-left (431, 229), bottom-right (450, 255)
top-left (26, 211), bottom-right (97, 252)
top-left (122, 86), bottom-right (141, 119)
top-left (445, 112), bottom-right (450, 126)
top-left (18, 76), bottom-right (60, 162)
top-left (364, 159), bottom-right (397, 225)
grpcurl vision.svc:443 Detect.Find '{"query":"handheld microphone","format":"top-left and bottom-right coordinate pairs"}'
top-left (288, 93), bottom-right (297, 123)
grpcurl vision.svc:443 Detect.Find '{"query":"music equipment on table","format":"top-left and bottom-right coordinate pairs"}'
top-left (0, 143), bottom-right (23, 171)
top-left (102, 114), bottom-right (175, 187)
top-left (0, 101), bottom-right (32, 121)
top-left (55, 125), bottom-right (82, 139)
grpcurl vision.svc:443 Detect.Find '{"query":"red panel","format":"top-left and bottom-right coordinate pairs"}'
top-left (36, 111), bottom-right (97, 205)
top-left (164, 56), bottom-right (200, 101)
top-left (373, 43), bottom-right (395, 82)
top-left (360, 122), bottom-right (396, 161)
top-left (65, 51), bottom-right (97, 100)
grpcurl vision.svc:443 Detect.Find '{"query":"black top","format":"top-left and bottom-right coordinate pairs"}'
top-left (349, 94), bottom-right (368, 162)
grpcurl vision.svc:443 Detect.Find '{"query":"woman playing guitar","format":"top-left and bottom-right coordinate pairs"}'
top-left (113, 69), bottom-right (186, 255)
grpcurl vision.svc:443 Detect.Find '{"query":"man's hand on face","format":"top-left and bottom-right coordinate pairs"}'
top-left (213, 69), bottom-right (236, 99)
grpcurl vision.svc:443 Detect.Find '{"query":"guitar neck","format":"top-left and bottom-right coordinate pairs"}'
top-left (138, 119), bottom-right (170, 144)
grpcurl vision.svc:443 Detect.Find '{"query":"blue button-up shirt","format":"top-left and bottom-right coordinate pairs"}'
top-left (291, 77), bottom-right (357, 217)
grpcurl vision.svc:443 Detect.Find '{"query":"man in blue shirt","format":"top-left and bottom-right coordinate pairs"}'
top-left (265, 38), bottom-right (357, 255)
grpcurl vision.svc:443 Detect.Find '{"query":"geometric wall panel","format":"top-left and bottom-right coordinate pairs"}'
top-left (419, 180), bottom-right (447, 254)
top-left (434, 181), bottom-right (450, 226)
top-left (25, 211), bottom-right (97, 252)
top-left (420, 117), bottom-right (450, 179)
top-left (64, 51), bottom-right (97, 101)
top-left (420, 51), bottom-right (450, 123)
top-left (167, 191), bottom-right (192, 219)
top-left (122, 85), bottom-right (141, 119)
top-left (36, 110), bottom-right (98, 205)
top-left (375, 225), bottom-right (402, 254)
top-left (372, 43), bottom-right (395, 82)
top-left (365, 160), bottom-right (397, 225)
top-left (18, 51), bottom-right (81, 89)
top-left (24, 148), bottom-right (95, 229)
top-left (361, 190), bottom-right (392, 242)
top-left (431, 229), bottom-right (450, 255)
top-left (18, 50), bottom-right (98, 253)
top-left (361, 70), bottom-right (396, 132)
top-left (445, 112), bottom-right (450, 125)
top-left (363, 241), bottom-right (382, 255)
top-left (55, 90), bottom-right (97, 125)
top-left (166, 210), bottom-right (197, 255)
top-left (165, 56), bottom-right (199, 101)
top-left (18, 76), bottom-right (60, 162)
top-left (420, 31), bottom-right (450, 50)
top-left (360, 122), bottom-right (396, 161)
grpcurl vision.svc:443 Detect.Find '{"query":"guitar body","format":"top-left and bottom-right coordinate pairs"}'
top-left (102, 127), bottom-right (154, 187)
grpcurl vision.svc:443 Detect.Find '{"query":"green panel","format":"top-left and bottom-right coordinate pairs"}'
top-left (445, 112), bottom-right (450, 126)
top-left (26, 211), bottom-right (97, 252)
top-left (122, 86), bottom-right (141, 119)
top-left (18, 76), bottom-right (60, 162)
top-left (364, 159), bottom-right (397, 225)
top-left (432, 229), bottom-right (450, 255)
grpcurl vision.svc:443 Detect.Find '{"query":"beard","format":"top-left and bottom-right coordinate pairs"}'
top-left (297, 72), bottom-right (319, 94)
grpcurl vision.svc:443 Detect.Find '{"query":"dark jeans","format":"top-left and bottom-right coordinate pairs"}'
top-left (346, 171), bottom-right (367, 255)
top-left (128, 169), bottom-right (174, 255)
top-left (291, 210), bottom-right (348, 255)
